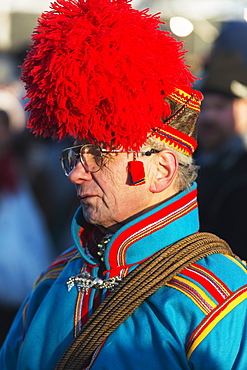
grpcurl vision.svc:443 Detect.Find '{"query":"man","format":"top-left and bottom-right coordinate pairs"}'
top-left (1, 1), bottom-right (247, 369)
top-left (195, 23), bottom-right (247, 260)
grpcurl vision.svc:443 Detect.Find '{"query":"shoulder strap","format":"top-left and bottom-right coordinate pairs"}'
top-left (55, 232), bottom-right (233, 369)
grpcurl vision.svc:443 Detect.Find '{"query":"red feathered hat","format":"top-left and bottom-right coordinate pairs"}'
top-left (21, 0), bottom-right (203, 153)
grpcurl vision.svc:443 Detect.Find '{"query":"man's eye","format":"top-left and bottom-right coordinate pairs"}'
top-left (101, 153), bottom-right (114, 166)
top-left (101, 154), bottom-right (110, 161)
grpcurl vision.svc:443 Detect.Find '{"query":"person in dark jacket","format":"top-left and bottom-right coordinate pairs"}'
top-left (195, 22), bottom-right (247, 260)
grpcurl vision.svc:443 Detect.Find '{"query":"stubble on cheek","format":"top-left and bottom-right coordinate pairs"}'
top-left (79, 160), bottom-right (128, 228)
top-left (81, 197), bottom-right (101, 224)
top-left (81, 195), bottom-right (116, 228)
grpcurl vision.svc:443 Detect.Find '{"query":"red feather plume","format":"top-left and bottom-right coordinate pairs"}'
top-left (21, 0), bottom-right (196, 150)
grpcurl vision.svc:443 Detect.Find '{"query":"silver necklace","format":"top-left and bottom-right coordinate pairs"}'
top-left (67, 234), bottom-right (118, 294)
top-left (67, 271), bottom-right (121, 294)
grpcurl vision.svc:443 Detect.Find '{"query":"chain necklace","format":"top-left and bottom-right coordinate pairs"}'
top-left (67, 272), bottom-right (121, 294)
top-left (66, 233), bottom-right (121, 294)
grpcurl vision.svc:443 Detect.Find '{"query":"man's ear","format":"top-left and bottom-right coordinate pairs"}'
top-left (149, 150), bottom-right (178, 193)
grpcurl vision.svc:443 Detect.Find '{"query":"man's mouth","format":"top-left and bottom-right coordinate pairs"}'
top-left (78, 194), bottom-right (97, 203)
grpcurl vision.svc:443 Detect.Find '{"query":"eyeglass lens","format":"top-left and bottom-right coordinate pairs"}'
top-left (80, 145), bottom-right (102, 173)
top-left (61, 145), bottom-right (103, 176)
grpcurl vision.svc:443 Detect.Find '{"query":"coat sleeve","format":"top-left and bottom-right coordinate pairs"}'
top-left (0, 295), bottom-right (30, 370)
top-left (187, 284), bottom-right (247, 369)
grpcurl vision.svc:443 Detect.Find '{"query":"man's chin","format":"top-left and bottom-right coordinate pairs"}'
top-left (82, 212), bottom-right (98, 226)
top-left (82, 209), bottom-right (106, 227)
top-left (82, 210), bottom-right (119, 233)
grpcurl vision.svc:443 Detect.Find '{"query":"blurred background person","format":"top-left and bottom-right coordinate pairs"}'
top-left (0, 58), bottom-right (56, 346)
top-left (195, 21), bottom-right (247, 261)
top-left (0, 50), bottom-right (78, 345)
top-left (0, 52), bottom-right (78, 255)
top-left (25, 134), bottom-right (79, 254)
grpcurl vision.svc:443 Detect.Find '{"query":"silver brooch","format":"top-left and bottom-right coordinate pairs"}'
top-left (66, 271), bottom-right (121, 294)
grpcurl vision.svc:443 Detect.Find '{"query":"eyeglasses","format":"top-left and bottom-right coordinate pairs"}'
top-left (60, 144), bottom-right (159, 176)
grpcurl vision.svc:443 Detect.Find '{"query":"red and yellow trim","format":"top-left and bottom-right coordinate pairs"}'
top-left (186, 285), bottom-right (247, 360)
top-left (117, 194), bottom-right (197, 267)
top-left (150, 87), bottom-right (202, 157)
top-left (166, 276), bottom-right (216, 315)
top-left (170, 88), bottom-right (202, 113)
top-left (108, 188), bottom-right (198, 272)
top-left (180, 263), bottom-right (232, 304)
top-left (151, 125), bottom-right (197, 157)
top-left (226, 255), bottom-right (247, 273)
top-left (74, 264), bottom-right (94, 337)
top-left (167, 262), bottom-right (232, 315)
top-left (33, 248), bottom-right (80, 288)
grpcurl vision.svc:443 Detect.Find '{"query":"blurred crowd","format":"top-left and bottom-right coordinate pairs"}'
top-left (0, 51), bottom-right (78, 345)
top-left (1, 19), bottom-right (247, 346)
top-left (195, 21), bottom-right (247, 262)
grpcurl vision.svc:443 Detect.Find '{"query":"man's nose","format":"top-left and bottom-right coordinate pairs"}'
top-left (68, 161), bottom-right (93, 183)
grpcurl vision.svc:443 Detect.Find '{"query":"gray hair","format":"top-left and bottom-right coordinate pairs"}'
top-left (143, 137), bottom-right (198, 192)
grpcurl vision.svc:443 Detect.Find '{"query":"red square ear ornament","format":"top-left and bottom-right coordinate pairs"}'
top-left (128, 160), bottom-right (145, 186)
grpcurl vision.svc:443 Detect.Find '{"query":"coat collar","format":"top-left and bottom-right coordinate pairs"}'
top-left (72, 183), bottom-right (199, 277)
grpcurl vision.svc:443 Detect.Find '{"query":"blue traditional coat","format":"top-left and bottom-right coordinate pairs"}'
top-left (1, 183), bottom-right (247, 369)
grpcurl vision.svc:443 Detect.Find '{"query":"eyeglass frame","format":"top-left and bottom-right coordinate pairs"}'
top-left (60, 144), bottom-right (160, 176)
